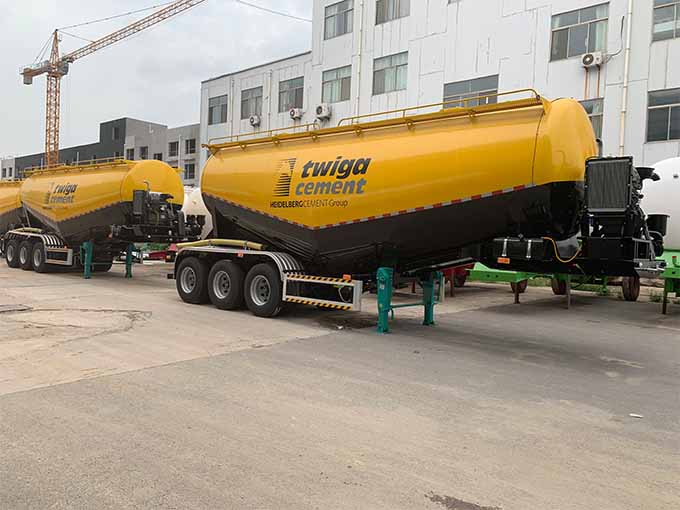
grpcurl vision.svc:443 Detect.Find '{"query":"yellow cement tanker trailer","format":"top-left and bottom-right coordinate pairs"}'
top-left (174, 91), bottom-right (666, 321)
top-left (0, 182), bottom-right (23, 236)
top-left (2, 159), bottom-right (201, 275)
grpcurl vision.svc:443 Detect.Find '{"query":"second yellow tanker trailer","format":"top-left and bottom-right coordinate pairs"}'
top-left (173, 91), bottom-right (667, 328)
top-left (1, 158), bottom-right (202, 276)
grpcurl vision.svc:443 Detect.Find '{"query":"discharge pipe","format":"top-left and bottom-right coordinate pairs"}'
top-left (618, 0), bottom-right (634, 156)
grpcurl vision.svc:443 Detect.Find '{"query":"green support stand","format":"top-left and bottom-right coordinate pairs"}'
top-left (82, 241), bottom-right (94, 280)
top-left (376, 267), bottom-right (442, 333)
top-left (421, 271), bottom-right (439, 326)
top-left (377, 267), bottom-right (394, 334)
top-left (125, 244), bottom-right (135, 278)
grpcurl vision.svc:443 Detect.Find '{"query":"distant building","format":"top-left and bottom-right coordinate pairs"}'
top-left (200, 0), bottom-right (680, 176)
top-left (11, 118), bottom-right (199, 186)
top-left (1, 157), bottom-right (16, 181)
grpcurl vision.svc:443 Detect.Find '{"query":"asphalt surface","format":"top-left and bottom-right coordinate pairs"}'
top-left (0, 263), bottom-right (679, 509)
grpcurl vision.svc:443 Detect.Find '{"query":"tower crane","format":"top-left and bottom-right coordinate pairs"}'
top-left (21, 0), bottom-right (207, 168)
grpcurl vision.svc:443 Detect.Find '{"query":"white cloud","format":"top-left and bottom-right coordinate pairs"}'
top-left (0, 0), bottom-right (312, 156)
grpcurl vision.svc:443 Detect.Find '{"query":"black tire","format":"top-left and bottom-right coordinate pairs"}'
top-left (622, 276), bottom-right (640, 302)
top-left (19, 240), bottom-right (34, 271)
top-left (453, 273), bottom-right (467, 288)
top-left (551, 278), bottom-right (567, 296)
top-left (207, 260), bottom-right (245, 310)
top-left (31, 241), bottom-right (49, 273)
top-left (244, 263), bottom-right (283, 318)
top-left (510, 280), bottom-right (528, 294)
top-left (5, 239), bottom-right (21, 268)
top-left (176, 257), bottom-right (209, 304)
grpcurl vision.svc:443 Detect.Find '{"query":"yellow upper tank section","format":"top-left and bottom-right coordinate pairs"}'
top-left (201, 94), bottom-right (597, 229)
top-left (0, 181), bottom-right (22, 218)
top-left (20, 159), bottom-right (185, 223)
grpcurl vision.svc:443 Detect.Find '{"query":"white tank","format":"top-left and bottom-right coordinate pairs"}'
top-left (182, 187), bottom-right (212, 239)
top-left (645, 158), bottom-right (680, 251)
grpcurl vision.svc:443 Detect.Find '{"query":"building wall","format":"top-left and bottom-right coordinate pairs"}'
top-left (1, 157), bottom-right (16, 181)
top-left (200, 0), bottom-right (680, 178)
top-left (166, 124), bottom-right (201, 187)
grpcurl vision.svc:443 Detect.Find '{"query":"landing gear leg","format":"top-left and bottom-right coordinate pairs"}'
top-left (125, 244), bottom-right (134, 278)
top-left (566, 275), bottom-right (572, 309)
top-left (82, 241), bottom-right (94, 279)
top-left (376, 267), bottom-right (394, 334)
top-left (421, 271), bottom-right (441, 326)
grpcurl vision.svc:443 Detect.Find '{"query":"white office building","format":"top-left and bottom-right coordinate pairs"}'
top-left (199, 0), bottom-right (680, 174)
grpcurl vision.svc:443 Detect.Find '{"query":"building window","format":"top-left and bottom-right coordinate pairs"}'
top-left (279, 77), bottom-right (304, 113)
top-left (373, 52), bottom-right (408, 95)
top-left (140, 146), bottom-right (149, 160)
top-left (112, 126), bottom-right (121, 140)
top-left (184, 163), bottom-right (196, 180)
top-left (168, 141), bottom-right (179, 158)
top-left (580, 98), bottom-right (604, 138)
top-left (325, 0), bottom-right (353, 39)
top-left (1, 169), bottom-right (5, 179)
top-left (241, 87), bottom-right (263, 120)
top-left (208, 94), bottom-right (228, 125)
top-left (126, 148), bottom-right (134, 160)
top-left (653, 0), bottom-right (680, 41)
top-left (185, 138), bottom-right (196, 154)
top-left (376, 0), bottom-right (409, 24)
top-left (647, 88), bottom-right (680, 142)
top-left (322, 66), bottom-right (352, 103)
top-left (153, 153), bottom-right (163, 161)
top-left (443, 75), bottom-right (499, 108)
top-left (550, 3), bottom-right (608, 61)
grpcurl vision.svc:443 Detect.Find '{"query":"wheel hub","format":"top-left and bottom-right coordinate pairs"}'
top-left (250, 275), bottom-right (271, 306)
top-left (212, 270), bottom-right (231, 300)
top-left (180, 267), bottom-right (197, 294)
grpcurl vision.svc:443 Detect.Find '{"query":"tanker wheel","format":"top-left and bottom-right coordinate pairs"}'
top-left (551, 278), bottom-right (568, 296)
top-left (5, 239), bottom-right (21, 268)
top-left (622, 276), bottom-right (640, 302)
top-left (510, 280), bottom-right (528, 294)
top-left (454, 273), bottom-right (467, 288)
top-left (244, 263), bottom-right (283, 318)
top-left (176, 257), bottom-right (209, 304)
top-left (208, 260), bottom-right (245, 310)
top-left (19, 240), bottom-right (34, 271)
top-left (31, 242), bottom-right (49, 273)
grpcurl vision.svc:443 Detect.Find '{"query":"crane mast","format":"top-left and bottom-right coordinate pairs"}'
top-left (21, 0), bottom-right (207, 168)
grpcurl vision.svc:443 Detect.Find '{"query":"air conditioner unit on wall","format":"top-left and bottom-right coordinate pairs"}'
top-left (582, 52), bottom-right (604, 68)
top-left (290, 108), bottom-right (303, 120)
top-left (249, 114), bottom-right (261, 127)
top-left (316, 103), bottom-right (332, 121)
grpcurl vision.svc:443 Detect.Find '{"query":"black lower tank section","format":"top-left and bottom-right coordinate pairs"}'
top-left (204, 181), bottom-right (584, 275)
top-left (23, 201), bottom-right (187, 246)
top-left (0, 209), bottom-right (24, 235)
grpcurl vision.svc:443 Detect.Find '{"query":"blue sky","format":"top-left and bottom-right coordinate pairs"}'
top-left (0, 0), bottom-right (312, 156)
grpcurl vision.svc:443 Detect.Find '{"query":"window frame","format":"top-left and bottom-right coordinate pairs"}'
top-left (322, 65), bottom-right (352, 103)
top-left (168, 141), bottom-right (179, 158)
top-left (241, 86), bottom-right (263, 120)
top-left (139, 146), bottom-right (149, 160)
top-left (208, 94), bottom-right (228, 125)
top-left (185, 138), bottom-right (196, 155)
top-left (647, 88), bottom-right (680, 142)
top-left (580, 98), bottom-right (604, 139)
top-left (653, 0), bottom-right (680, 41)
top-left (279, 77), bottom-right (305, 113)
top-left (443, 75), bottom-right (499, 109)
top-left (372, 52), bottom-right (409, 95)
top-left (550, 3), bottom-right (609, 61)
top-left (184, 163), bottom-right (196, 181)
top-left (324, 0), bottom-right (354, 40)
top-left (376, 0), bottom-right (410, 25)
top-left (126, 148), bottom-right (135, 160)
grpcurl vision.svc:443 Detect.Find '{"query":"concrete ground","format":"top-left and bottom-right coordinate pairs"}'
top-left (0, 262), bottom-right (678, 509)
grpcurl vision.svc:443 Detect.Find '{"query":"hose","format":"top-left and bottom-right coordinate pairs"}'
top-left (543, 237), bottom-right (581, 264)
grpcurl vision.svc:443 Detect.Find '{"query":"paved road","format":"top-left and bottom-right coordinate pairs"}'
top-left (0, 264), bottom-right (679, 509)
